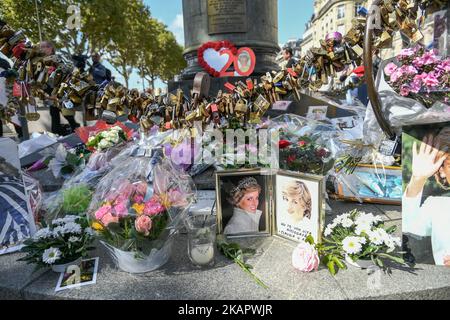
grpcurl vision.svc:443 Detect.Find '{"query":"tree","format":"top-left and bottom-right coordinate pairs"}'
top-left (138, 21), bottom-right (186, 89)
top-left (107, 1), bottom-right (158, 88)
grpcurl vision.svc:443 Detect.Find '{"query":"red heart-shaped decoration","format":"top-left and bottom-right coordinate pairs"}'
top-left (197, 41), bottom-right (237, 77)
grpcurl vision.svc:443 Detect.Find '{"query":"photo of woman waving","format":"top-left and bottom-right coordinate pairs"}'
top-left (403, 128), bottom-right (450, 267)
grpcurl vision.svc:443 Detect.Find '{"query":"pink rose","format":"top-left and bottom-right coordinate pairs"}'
top-left (292, 242), bottom-right (320, 273)
top-left (135, 215), bottom-right (152, 236)
top-left (100, 212), bottom-right (119, 226)
top-left (114, 202), bottom-right (129, 218)
top-left (143, 199), bottom-right (165, 216)
top-left (384, 63), bottom-right (398, 76)
top-left (95, 205), bottom-right (112, 220)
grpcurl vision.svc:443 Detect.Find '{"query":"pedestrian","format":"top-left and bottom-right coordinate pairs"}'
top-left (89, 53), bottom-right (111, 85)
top-left (280, 47), bottom-right (296, 69)
top-left (40, 41), bottom-right (79, 135)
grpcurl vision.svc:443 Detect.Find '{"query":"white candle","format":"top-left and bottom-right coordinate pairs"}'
top-left (190, 244), bottom-right (214, 265)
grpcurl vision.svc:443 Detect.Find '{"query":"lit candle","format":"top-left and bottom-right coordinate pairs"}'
top-left (190, 243), bottom-right (214, 266)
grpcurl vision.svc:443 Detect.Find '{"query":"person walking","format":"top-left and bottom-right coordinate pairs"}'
top-left (89, 53), bottom-right (111, 85)
top-left (40, 41), bottom-right (79, 135)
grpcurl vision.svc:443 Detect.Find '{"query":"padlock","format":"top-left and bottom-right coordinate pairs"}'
top-left (235, 99), bottom-right (248, 113)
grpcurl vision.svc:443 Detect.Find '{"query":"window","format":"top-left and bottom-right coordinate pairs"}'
top-left (337, 24), bottom-right (346, 36)
top-left (337, 5), bottom-right (345, 19)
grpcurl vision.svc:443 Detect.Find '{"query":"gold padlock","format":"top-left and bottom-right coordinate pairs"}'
top-left (235, 99), bottom-right (248, 113)
top-left (272, 71), bottom-right (285, 83)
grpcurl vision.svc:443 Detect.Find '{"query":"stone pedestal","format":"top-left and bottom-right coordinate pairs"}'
top-left (181, 0), bottom-right (280, 80)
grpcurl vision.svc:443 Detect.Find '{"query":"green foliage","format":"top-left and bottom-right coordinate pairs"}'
top-left (62, 185), bottom-right (93, 215)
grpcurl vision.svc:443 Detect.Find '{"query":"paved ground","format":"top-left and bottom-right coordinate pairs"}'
top-left (1, 200), bottom-right (449, 300)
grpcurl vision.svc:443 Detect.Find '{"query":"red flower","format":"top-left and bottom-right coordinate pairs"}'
top-left (298, 141), bottom-right (307, 147)
top-left (287, 155), bottom-right (296, 164)
top-left (315, 148), bottom-right (328, 158)
top-left (279, 140), bottom-right (291, 149)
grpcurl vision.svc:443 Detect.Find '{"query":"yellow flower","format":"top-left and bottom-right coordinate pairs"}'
top-left (132, 203), bottom-right (145, 215)
top-left (91, 222), bottom-right (104, 231)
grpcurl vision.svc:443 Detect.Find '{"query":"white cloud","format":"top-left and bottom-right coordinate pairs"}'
top-left (169, 14), bottom-right (184, 45)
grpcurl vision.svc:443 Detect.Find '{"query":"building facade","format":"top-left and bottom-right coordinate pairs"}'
top-left (299, 0), bottom-right (408, 60)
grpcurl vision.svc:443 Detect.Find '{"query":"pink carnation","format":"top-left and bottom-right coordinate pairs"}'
top-left (114, 201), bottom-right (129, 218)
top-left (384, 63), bottom-right (398, 76)
top-left (292, 242), bottom-right (320, 273)
top-left (135, 215), bottom-right (152, 236)
top-left (95, 205), bottom-right (112, 220)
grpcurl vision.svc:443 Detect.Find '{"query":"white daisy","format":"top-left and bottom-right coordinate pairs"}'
top-left (367, 230), bottom-right (384, 246)
top-left (342, 237), bottom-right (363, 255)
top-left (42, 247), bottom-right (61, 264)
top-left (355, 223), bottom-right (372, 236)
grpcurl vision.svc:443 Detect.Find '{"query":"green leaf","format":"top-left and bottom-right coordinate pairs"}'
top-left (327, 261), bottom-right (336, 276)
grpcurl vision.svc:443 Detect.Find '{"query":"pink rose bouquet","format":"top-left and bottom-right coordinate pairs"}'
top-left (384, 46), bottom-right (450, 107)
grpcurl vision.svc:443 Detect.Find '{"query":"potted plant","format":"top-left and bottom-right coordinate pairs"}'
top-left (19, 216), bottom-right (95, 272)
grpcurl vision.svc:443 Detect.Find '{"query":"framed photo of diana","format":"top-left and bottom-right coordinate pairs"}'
top-left (215, 169), bottom-right (271, 238)
top-left (274, 171), bottom-right (325, 244)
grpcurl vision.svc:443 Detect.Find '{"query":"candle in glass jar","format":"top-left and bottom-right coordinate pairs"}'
top-left (190, 243), bottom-right (214, 265)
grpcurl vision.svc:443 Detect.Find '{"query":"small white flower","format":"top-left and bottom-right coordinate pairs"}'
top-left (63, 222), bottom-right (82, 234)
top-left (98, 139), bottom-right (111, 150)
top-left (88, 136), bottom-right (95, 143)
top-left (341, 218), bottom-right (353, 228)
top-left (324, 226), bottom-right (333, 237)
top-left (42, 247), bottom-right (61, 264)
top-left (342, 237), bottom-right (363, 255)
top-left (392, 237), bottom-right (402, 247)
top-left (68, 236), bottom-right (80, 243)
top-left (111, 126), bottom-right (122, 132)
top-left (33, 228), bottom-right (53, 240)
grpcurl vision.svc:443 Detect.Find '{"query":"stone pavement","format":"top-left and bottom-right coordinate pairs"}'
top-left (1, 200), bottom-right (449, 300)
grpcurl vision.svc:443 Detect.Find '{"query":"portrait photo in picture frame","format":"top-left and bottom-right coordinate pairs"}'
top-left (402, 122), bottom-right (450, 267)
top-left (216, 169), bottom-right (271, 238)
top-left (274, 171), bottom-right (325, 244)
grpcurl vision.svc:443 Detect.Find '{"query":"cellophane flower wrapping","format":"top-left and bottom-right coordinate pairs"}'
top-left (268, 114), bottom-right (345, 176)
top-left (87, 150), bottom-right (195, 272)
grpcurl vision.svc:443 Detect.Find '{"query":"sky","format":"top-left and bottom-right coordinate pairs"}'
top-left (122, 0), bottom-right (314, 89)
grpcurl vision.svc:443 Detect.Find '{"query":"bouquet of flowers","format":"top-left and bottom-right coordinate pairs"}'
top-left (19, 215), bottom-right (95, 270)
top-left (88, 154), bottom-right (195, 273)
top-left (279, 133), bottom-right (334, 175)
top-left (384, 46), bottom-right (450, 108)
top-left (86, 125), bottom-right (128, 152)
top-left (293, 210), bottom-right (404, 275)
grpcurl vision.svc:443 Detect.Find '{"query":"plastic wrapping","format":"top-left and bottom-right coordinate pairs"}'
top-left (268, 114), bottom-right (346, 175)
top-left (88, 153), bottom-right (195, 273)
top-left (22, 172), bottom-right (43, 226)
